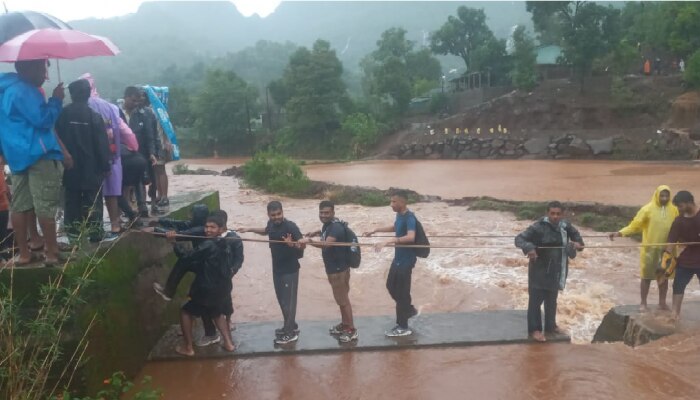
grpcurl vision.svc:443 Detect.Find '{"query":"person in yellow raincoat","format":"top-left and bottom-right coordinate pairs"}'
top-left (609, 185), bottom-right (678, 312)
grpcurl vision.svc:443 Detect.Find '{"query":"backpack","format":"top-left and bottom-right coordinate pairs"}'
top-left (414, 218), bottom-right (430, 258)
top-left (329, 220), bottom-right (362, 268)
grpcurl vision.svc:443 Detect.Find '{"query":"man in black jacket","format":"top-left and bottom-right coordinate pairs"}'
top-left (515, 201), bottom-right (584, 342)
top-left (122, 86), bottom-right (157, 217)
top-left (169, 210), bottom-right (243, 356)
top-left (55, 79), bottom-right (111, 243)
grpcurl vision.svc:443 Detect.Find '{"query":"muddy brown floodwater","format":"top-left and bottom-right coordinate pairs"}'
top-left (136, 161), bottom-right (700, 399)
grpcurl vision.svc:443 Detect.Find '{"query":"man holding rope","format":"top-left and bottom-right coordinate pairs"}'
top-left (300, 201), bottom-right (358, 343)
top-left (515, 201), bottom-right (584, 342)
top-left (665, 191), bottom-right (700, 321)
top-left (239, 201), bottom-right (305, 345)
top-left (365, 190), bottom-right (420, 337)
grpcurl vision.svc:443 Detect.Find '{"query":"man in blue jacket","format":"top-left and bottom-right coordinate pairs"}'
top-left (0, 59), bottom-right (70, 266)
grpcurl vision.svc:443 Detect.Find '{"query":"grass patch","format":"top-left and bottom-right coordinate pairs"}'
top-left (457, 197), bottom-right (638, 235)
top-left (172, 164), bottom-right (219, 176)
top-left (242, 152), bottom-right (311, 196)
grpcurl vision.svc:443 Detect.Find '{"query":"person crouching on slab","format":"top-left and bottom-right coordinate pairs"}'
top-left (169, 211), bottom-right (242, 356)
top-left (515, 201), bottom-right (584, 342)
top-left (238, 201), bottom-right (305, 345)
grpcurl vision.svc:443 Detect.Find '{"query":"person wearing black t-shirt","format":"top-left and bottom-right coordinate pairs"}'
top-left (665, 190), bottom-right (700, 321)
top-left (239, 201), bottom-right (305, 345)
top-left (300, 201), bottom-right (358, 343)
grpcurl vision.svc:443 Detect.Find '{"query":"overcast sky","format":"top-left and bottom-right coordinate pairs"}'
top-left (4, 0), bottom-right (283, 21)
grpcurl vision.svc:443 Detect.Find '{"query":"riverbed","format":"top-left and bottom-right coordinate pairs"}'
top-left (137, 159), bottom-right (700, 399)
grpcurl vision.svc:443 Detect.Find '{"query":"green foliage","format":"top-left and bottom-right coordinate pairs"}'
top-left (362, 28), bottom-right (442, 118)
top-left (279, 40), bottom-right (348, 153)
top-left (168, 86), bottom-right (194, 128)
top-left (192, 69), bottom-right (260, 150)
top-left (527, 1), bottom-right (621, 91)
top-left (58, 372), bottom-right (161, 400)
top-left (510, 26), bottom-right (537, 91)
top-left (611, 77), bottom-right (635, 106)
top-left (342, 113), bottom-right (383, 158)
top-left (430, 6), bottom-right (497, 72)
top-left (412, 78), bottom-right (438, 97)
top-left (429, 93), bottom-right (450, 114)
top-left (242, 152), bottom-right (310, 195)
top-left (684, 50), bottom-right (700, 88)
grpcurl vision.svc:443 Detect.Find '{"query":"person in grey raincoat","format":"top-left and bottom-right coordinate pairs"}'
top-left (515, 201), bottom-right (584, 342)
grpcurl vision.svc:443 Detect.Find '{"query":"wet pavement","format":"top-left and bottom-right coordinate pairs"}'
top-left (149, 310), bottom-right (569, 361)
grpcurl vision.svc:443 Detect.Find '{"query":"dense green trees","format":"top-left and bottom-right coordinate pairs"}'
top-left (362, 28), bottom-right (441, 117)
top-left (272, 40), bottom-right (349, 154)
top-left (430, 7), bottom-right (497, 72)
top-left (527, 1), bottom-right (621, 91)
top-left (509, 26), bottom-right (537, 91)
top-left (192, 70), bottom-right (260, 151)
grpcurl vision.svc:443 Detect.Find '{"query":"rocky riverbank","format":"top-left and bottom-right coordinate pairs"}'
top-left (393, 129), bottom-right (699, 160)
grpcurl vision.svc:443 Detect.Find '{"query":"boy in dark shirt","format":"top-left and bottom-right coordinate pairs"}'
top-left (665, 190), bottom-right (700, 321)
top-left (55, 79), bottom-right (111, 243)
top-left (239, 201), bottom-right (305, 345)
top-left (169, 211), bottom-right (243, 356)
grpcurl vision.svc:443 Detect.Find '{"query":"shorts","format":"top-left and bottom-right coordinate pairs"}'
top-left (182, 300), bottom-right (232, 319)
top-left (327, 269), bottom-right (351, 307)
top-left (11, 159), bottom-right (63, 218)
top-left (672, 266), bottom-right (700, 295)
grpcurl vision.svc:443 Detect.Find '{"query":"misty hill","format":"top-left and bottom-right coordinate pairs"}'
top-left (59, 1), bottom-right (532, 99)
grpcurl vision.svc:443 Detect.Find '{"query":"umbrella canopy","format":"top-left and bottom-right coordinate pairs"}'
top-left (0, 11), bottom-right (71, 44)
top-left (0, 28), bottom-right (119, 62)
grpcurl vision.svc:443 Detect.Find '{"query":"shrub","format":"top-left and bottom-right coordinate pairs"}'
top-left (684, 50), bottom-right (700, 88)
top-left (342, 113), bottom-right (383, 159)
top-left (429, 93), bottom-right (450, 114)
top-left (242, 152), bottom-right (310, 196)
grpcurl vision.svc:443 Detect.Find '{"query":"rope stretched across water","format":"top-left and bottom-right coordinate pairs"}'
top-left (136, 231), bottom-right (694, 251)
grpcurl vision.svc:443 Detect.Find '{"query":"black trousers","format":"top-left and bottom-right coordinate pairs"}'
top-left (0, 210), bottom-right (11, 260)
top-left (273, 271), bottom-right (299, 334)
top-left (527, 287), bottom-right (559, 333)
top-left (386, 263), bottom-right (417, 329)
top-left (165, 257), bottom-right (218, 336)
top-left (64, 188), bottom-right (103, 241)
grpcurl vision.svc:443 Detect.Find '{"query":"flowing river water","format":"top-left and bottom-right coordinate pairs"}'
top-left (139, 160), bottom-right (700, 399)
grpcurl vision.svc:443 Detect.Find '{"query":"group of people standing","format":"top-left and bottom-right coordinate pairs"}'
top-left (516, 185), bottom-right (700, 342)
top-left (156, 185), bottom-right (700, 355)
top-left (154, 191), bottom-right (422, 355)
top-left (0, 59), bottom-right (172, 266)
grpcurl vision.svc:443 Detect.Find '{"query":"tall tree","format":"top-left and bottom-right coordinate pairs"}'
top-left (509, 26), bottom-right (537, 91)
top-left (192, 69), bottom-right (259, 146)
top-left (526, 1), bottom-right (620, 91)
top-left (281, 40), bottom-right (348, 149)
top-left (430, 6), bottom-right (496, 72)
top-left (362, 27), bottom-right (442, 117)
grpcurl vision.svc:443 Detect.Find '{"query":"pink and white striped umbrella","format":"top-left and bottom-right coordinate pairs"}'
top-left (0, 28), bottom-right (119, 62)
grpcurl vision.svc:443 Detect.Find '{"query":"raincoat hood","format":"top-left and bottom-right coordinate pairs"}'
top-left (0, 72), bottom-right (21, 93)
top-left (652, 185), bottom-right (672, 208)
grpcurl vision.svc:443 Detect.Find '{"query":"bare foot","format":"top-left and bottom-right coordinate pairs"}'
top-left (222, 342), bottom-right (235, 352)
top-left (658, 304), bottom-right (670, 311)
top-left (639, 304), bottom-right (649, 313)
top-left (531, 331), bottom-right (546, 342)
top-left (175, 344), bottom-right (194, 357)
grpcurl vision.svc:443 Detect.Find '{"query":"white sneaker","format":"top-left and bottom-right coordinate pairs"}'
top-left (195, 334), bottom-right (221, 347)
top-left (152, 282), bottom-right (172, 301)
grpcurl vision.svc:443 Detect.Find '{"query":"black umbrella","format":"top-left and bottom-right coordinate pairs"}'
top-left (0, 11), bottom-right (72, 45)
